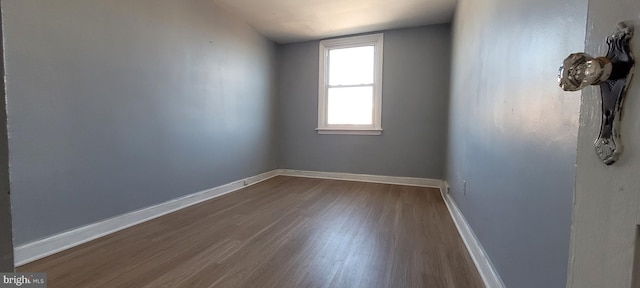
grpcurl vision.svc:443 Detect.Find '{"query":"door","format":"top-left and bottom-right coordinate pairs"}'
top-left (567, 1), bottom-right (640, 287)
top-left (0, 9), bottom-right (12, 272)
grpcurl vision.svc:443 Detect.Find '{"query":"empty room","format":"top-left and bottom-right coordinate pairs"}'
top-left (1, 0), bottom-right (640, 287)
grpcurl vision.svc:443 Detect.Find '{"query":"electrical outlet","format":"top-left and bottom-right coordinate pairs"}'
top-left (463, 180), bottom-right (467, 196)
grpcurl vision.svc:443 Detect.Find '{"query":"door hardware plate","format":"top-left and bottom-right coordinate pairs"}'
top-left (594, 23), bottom-right (634, 165)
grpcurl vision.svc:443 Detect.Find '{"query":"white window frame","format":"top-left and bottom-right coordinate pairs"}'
top-left (316, 33), bottom-right (384, 135)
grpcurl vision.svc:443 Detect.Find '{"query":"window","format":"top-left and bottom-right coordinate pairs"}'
top-left (317, 33), bottom-right (383, 135)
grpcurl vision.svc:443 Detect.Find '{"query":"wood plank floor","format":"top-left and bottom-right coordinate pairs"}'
top-left (18, 176), bottom-right (483, 288)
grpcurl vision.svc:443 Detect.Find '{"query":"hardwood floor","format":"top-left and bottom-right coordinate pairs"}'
top-left (18, 176), bottom-right (483, 288)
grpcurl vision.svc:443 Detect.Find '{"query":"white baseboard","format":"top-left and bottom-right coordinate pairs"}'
top-left (14, 170), bottom-right (279, 266)
top-left (439, 181), bottom-right (505, 288)
top-left (279, 169), bottom-right (442, 188)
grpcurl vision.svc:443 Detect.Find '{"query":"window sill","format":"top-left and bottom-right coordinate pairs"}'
top-left (316, 128), bottom-right (383, 135)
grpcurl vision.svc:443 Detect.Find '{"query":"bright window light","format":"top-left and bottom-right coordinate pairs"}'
top-left (329, 46), bottom-right (374, 86)
top-left (327, 87), bottom-right (373, 125)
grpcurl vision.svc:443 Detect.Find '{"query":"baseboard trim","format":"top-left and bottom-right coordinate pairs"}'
top-left (13, 170), bottom-right (279, 266)
top-left (439, 181), bottom-right (505, 288)
top-left (278, 169), bottom-right (442, 188)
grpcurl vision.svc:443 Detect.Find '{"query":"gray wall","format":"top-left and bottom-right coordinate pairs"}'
top-left (446, 0), bottom-right (587, 287)
top-left (3, 0), bottom-right (279, 245)
top-left (278, 25), bottom-right (451, 179)
top-left (0, 9), bottom-right (14, 271)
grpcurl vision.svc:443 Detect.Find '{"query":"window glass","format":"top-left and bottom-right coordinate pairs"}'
top-left (327, 87), bottom-right (374, 125)
top-left (328, 46), bottom-right (374, 86)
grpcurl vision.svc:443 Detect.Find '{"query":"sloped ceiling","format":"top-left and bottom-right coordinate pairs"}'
top-left (212, 0), bottom-right (456, 43)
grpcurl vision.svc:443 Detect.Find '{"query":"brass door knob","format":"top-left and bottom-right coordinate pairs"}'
top-left (559, 53), bottom-right (612, 91)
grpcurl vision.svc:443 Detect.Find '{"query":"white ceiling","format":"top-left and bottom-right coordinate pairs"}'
top-left (212, 0), bottom-right (456, 44)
